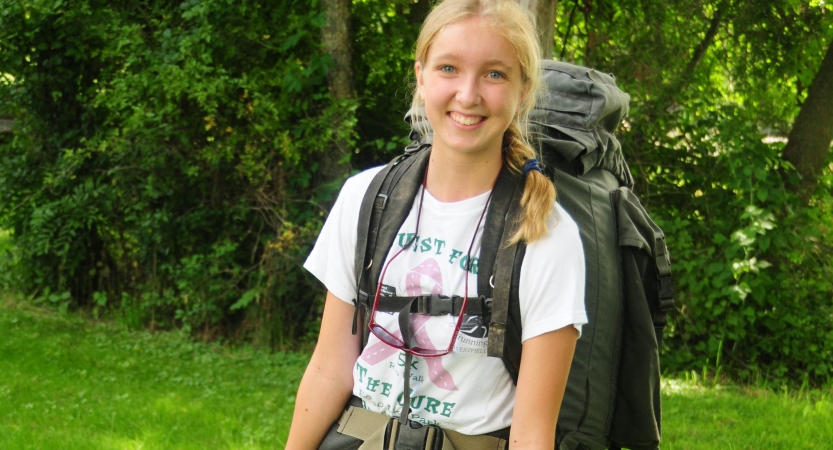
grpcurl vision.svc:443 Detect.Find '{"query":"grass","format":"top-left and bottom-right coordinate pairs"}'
top-left (662, 379), bottom-right (832, 449)
top-left (0, 295), bottom-right (306, 449)
top-left (1, 294), bottom-right (831, 449)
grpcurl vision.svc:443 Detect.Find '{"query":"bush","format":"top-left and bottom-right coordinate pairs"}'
top-left (0, 0), bottom-right (350, 347)
top-left (626, 104), bottom-right (833, 385)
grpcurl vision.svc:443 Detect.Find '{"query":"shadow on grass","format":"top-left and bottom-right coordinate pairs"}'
top-left (0, 297), bottom-right (306, 449)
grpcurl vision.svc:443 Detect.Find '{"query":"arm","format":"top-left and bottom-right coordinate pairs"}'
top-left (286, 291), bottom-right (361, 449)
top-left (508, 325), bottom-right (578, 449)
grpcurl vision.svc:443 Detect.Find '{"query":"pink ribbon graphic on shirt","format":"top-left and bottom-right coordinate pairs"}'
top-left (360, 258), bottom-right (459, 391)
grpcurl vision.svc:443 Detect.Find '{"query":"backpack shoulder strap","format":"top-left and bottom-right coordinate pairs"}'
top-left (353, 145), bottom-right (432, 345)
top-left (492, 242), bottom-right (526, 385)
top-left (485, 170), bottom-right (527, 378)
top-left (477, 164), bottom-right (524, 299)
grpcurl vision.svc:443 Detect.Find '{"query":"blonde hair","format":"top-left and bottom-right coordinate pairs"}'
top-left (411, 0), bottom-right (555, 244)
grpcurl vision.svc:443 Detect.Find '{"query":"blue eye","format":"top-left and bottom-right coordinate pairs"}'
top-left (488, 71), bottom-right (504, 79)
top-left (440, 65), bottom-right (455, 73)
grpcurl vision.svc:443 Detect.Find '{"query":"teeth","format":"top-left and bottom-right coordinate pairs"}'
top-left (450, 112), bottom-right (484, 126)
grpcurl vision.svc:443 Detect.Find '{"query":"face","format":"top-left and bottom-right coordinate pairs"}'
top-left (415, 17), bottom-right (524, 160)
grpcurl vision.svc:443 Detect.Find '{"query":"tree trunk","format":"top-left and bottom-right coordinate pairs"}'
top-left (0, 118), bottom-right (14, 133)
top-left (782, 39), bottom-right (833, 201)
top-left (319, 0), bottom-right (354, 202)
top-left (519, 0), bottom-right (559, 59)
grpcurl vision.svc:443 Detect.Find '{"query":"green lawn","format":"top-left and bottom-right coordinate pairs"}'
top-left (662, 379), bottom-right (832, 449)
top-left (0, 297), bottom-right (305, 449)
top-left (1, 296), bottom-right (831, 449)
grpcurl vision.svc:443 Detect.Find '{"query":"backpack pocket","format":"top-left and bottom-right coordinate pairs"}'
top-left (607, 187), bottom-right (674, 450)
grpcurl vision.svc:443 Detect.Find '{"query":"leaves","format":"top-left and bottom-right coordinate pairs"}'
top-left (550, 0), bottom-right (833, 384)
top-left (0, 0), bottom-right (340, 347)
top-left (1, 0), bottom-right (831, 380)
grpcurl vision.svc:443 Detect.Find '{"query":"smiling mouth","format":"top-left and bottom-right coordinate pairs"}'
top-left (449, 112), bottom-right (485, 126)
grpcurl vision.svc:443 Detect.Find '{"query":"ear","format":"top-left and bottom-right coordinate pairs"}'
top-left (415, 61), bottom-right (425, 99)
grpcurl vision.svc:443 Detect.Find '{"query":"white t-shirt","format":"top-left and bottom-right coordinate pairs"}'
top-left (304, 166), bottom-right (587, 435)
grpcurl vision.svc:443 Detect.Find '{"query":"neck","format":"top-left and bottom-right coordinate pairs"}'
top-left (425, 146), bottom-right (503, 202)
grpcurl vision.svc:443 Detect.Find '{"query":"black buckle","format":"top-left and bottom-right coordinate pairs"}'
top-left (417, 294), bottom-right (454, 316)
top-left (404, 142), bottom-right (421, 154)
top-left (385, 418), bottom-right (443, 450)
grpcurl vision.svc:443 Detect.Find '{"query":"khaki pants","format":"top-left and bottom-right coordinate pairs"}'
top-left (326, 405), bottom-right (508, 450)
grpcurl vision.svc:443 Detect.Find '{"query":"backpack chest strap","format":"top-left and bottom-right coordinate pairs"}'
top-left (365, 294), bottom-right (492, 316)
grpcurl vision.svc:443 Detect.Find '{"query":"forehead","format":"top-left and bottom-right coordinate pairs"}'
top-left (425, 17), bottom-right (520, 72)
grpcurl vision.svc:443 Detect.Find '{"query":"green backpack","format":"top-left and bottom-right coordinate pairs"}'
top-left (351, 60), bottom-right (674, 450)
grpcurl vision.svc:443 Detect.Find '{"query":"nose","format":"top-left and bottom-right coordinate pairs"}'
top-left (455, 75), bottom-right (480, 107)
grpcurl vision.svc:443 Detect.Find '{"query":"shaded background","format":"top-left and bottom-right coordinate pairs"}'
top-left (0, 0), bottom-right (831, 386)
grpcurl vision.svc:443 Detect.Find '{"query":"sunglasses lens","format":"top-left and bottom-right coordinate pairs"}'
top-left (369, 323), bottom-right (405, 347)
top-left (372, 309), bottom-right (467, 355)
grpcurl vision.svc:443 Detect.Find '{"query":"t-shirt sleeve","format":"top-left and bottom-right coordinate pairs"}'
top-left (518, 203), bottom-right (587, 342)
top-left (303, 167), bottom-right (383, 304)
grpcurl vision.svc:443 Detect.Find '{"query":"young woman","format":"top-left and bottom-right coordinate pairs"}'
top-left (287, 0), bottom-right (586, 448)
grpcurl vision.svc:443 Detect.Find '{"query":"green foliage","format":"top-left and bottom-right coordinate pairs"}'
top-left (641, 106), bottom-right (833, 384)
top-left (0, 0), bottom-right (351, 346)
top-left (351, 0), bottom-right (426, 167)
top-left (1, 0), bottom-right (832, 382)
top-left (0, 229), bottom-right (20, 288)
top-left (552, 0), bottom-right (833, 384)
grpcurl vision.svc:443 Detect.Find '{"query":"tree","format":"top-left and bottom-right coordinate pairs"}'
top-left (0, 0), bottom-right (340, 346)
top-left (319, 0), bottom-right (356, 198)
top-left (781, 39), bottom-right (833, 201)
top-left (519, 0), bottom-right (559, 58)
top-left (0, 117), bottom-right (12, 133)
top-left (545, 0), bottom-right (833, 383)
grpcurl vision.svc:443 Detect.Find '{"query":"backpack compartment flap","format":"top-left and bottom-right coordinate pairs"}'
top-left (607, 187), bottom-right (674, 450)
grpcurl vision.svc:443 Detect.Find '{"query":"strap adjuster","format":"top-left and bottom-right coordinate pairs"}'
top-left (357, 290), bottom-right (370, 306)
top-left (657, 276), bottom-right (674, 310)
top-left (374, 193), bottom-right (388, 210)
top-left (417, 294), bottom-right (454, 316)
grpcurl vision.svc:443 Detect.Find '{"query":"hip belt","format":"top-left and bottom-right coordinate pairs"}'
top-left (321, 401), bottom-right (508, 450)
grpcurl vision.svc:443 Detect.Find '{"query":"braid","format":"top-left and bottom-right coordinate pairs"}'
top-left (504, 122), bottom-right (556, 244)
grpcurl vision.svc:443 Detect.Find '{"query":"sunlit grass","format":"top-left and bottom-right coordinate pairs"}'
top-left (2, 294), bottom-right (831, 449)
top-left (661, 377), bottom-right (832, 449)
top-left (0, 295), bottom-right (306, 449)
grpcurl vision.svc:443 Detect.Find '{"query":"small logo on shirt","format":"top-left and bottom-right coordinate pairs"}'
top-left (380, 284), bottom-right (397, 297)
top-left (459, 315), bottom-right (488, 339)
